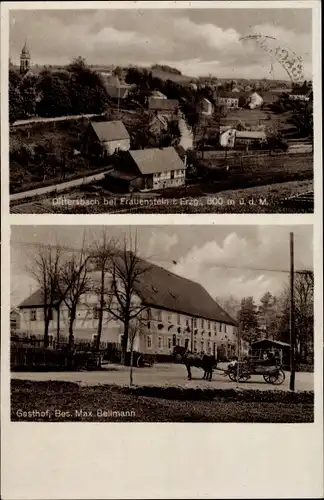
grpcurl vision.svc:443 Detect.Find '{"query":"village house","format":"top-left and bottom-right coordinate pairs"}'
top-left (86, 120), bottom-right (130, 157)
top-left (215, 92), bottom-right (245, 109)
top-left (10, 308), bottom-right (20, 331)
top-left (17, 260), bottom-right (237, 359)
top-left (235, 130), bottom-right (267, 150)
top-left (198, 98), bottom-right (214, 116)
top-left (148, 97), bottom-right (179, 115)
top-left (247, 92), bottom-right (264, 109)
top-left (289, 87), bottom-right (311, 102)
top-left (109, 147), bottom-right (186, 191)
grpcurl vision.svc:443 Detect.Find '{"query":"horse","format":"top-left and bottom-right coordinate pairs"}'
top-left (173, 345), bottom-right (217, 381)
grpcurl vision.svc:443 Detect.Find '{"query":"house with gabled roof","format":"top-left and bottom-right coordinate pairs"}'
top-left (86, 120), bottom-right (130, 157)
top-left (17, 257), bottom-right (237, 357)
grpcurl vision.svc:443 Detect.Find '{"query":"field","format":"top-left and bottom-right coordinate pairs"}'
top-left (11, 379), bottom-right (314, 423)
top-left (10, 151), bottom-right (312, 214)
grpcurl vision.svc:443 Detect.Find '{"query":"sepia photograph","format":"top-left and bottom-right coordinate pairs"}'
top-left (8, 7), bottom-right (314, 214)
top-left (10, 224), bottom-right (314, 423)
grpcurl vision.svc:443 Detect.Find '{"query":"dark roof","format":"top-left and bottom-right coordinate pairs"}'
top-left (90, 120), bottom-right (130, 142)
top-left (18, 289), bottom-right (60, 308)
top-left (105, 85), bottom-right (129, 99)
top-left (290, 87), bottom-right (311, 96)
top-left (252, 339), bottom-right (290, 348)
top-left (217, 92), bottom-right (245, 99)
top-left (129, 147), bottom-right (185, 175)
top-left (148, 97), bottom-right (179, 111)
top-left (18, 258), bottom-right (236, 326)
top-left (236, 131), bottom-right (267, 140)
top-left (133, 262), bottom-right (236, 325)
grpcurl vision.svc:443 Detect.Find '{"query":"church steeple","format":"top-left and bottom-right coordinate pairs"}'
top-left (20, 39), bottom-right (31, 74)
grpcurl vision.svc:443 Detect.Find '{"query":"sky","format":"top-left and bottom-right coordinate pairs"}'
top-left (9, 8), bottom-right (312, 79)
top-left (10, 225), bottom-right (313, 307)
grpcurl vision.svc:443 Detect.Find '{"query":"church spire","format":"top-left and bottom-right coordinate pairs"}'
top-left (20, 38), bottom-right (31, 74)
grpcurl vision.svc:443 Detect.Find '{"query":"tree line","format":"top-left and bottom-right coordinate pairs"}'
top-left (9, 57), bottom-right (110, 123)
top-left (217, 275), bottom-right (314, 364)
top-left (26, 230), bottom-right (150, 367)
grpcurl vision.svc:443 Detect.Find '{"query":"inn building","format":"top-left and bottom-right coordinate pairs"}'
top-left (17, 259), bottom-right (237, 360)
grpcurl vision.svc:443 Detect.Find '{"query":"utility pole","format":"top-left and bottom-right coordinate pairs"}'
top-left (289, 232), bottom-right (296, 391)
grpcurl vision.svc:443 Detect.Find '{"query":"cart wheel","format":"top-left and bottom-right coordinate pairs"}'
top-left (228, 370), bottom-right (237, 382)
top-left (269, 368), bottom-right (285, 385)
top-left (238, 372), bottom-right (250, 382)
top-left (136, 355), bottom-right (143, 367)
top-left (263, 374), bottom-right (271, 384)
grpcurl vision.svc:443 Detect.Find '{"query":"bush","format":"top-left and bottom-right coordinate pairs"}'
top-left (115, 385), bottom-right (314, 403)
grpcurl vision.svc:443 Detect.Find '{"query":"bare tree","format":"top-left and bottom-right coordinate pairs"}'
top-left (104, 233), bottom-right (151, 365)
top-left (128, 318), bottom-right (145, 386)
top-left (26, 244), bottom-right (63, 348)
top-left (294, 271), bottom-right (314, 361)
top-left (89, 229), bottom-right (118, 350)
top-left (58, 244), bottom-right (92, 349)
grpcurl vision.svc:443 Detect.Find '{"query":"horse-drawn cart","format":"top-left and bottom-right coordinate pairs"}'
top-left (221, 358), bottom-right (286, 385)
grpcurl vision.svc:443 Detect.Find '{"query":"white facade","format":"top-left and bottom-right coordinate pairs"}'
top-left (102, 138), bottom-right (130, 156)
top-left (248, 92), bottom-right (264, 109)
top-left (18, 299), bottom-right (236, 358)
top-left (217, 97), bottom-right (239, 108)
top-left (152, 169), bottom-right (186, 190)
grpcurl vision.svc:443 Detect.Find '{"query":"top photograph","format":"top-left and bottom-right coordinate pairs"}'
top-left (8, 6), bottom-right (314, 214)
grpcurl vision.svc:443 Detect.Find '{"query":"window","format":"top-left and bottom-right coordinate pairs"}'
top-left (176, 338), bottom-right (180, 346)
top-left (184, 339), bottom-right (189, 349)
top-left (170, 170), bottom-right (174, 180)
top-left (156, 310), bottom-right (162, 321)
top-left (208, 331), bottom-right (211, 337)
top-left (214, 322), bottom-right (217, 331)
top-left (193, 341), bottom-right (197, 352)
top-left (146, 335), bottom-right (152, 349)
top-left (219, 323), bottom-right (223, 332)
top-left (208, 320), bottom-right (211, 329)
top-left (168, 337), bottom-right (172, 349)
top-left (201, 340), bottom-right (205, 351)
top-left (147, 308), bottom-right (152, 320)
top-left (30, 309), bottom-right (37, 321)
top-left (158, 337), bottom-right (163, 349)
top-left (167, 313), bottom-right (172, 323)
top-left (193, 318), bottom-right (197, 328)
top-left (186, 318), bottom-right (189, 327)
top-left (177, 314), bottom-right (181, 325)
top-left (172, 334), bottom-right (176, 347)
top-left (201, 319), bottom-right (204, 328)
top-left (224, 324), bottom-right (227, 333)
top-left (207, 342), bottom-right (211, 354)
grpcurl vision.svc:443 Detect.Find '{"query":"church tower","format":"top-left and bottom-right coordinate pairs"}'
top-left (20, 40), bottom-right (31, 74)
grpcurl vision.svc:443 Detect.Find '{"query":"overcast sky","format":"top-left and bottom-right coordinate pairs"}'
top-left (9, 8), bottom-right (312, 79)
top-left (10, 225), bottom-right (313, 307)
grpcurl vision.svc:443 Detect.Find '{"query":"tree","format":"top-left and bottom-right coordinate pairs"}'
top-left (238, 296), bottom-right (260, 345)
top-left (294, 271), bottom-right (314, 361)
top-left (258, 292), bottom-right (278, 339)
top-left (104, 234), bottom-right (151, 365)
top-left (58, 244), bottom-right (92, 349)
top-left (215, 295), bottom-right (241, 321)
top-left (90, 229), bottom-right (117, 350)
top-left (128, 318), bottom-right (145, 386)
top-left (26, 244), bottom-right (63, 348)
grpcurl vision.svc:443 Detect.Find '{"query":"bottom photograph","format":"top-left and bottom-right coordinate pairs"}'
top-left (10, 224), bottom-right (314, 423)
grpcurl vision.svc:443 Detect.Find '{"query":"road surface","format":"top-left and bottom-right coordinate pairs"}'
top-left (11, 362), bottom-right (313, 391)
